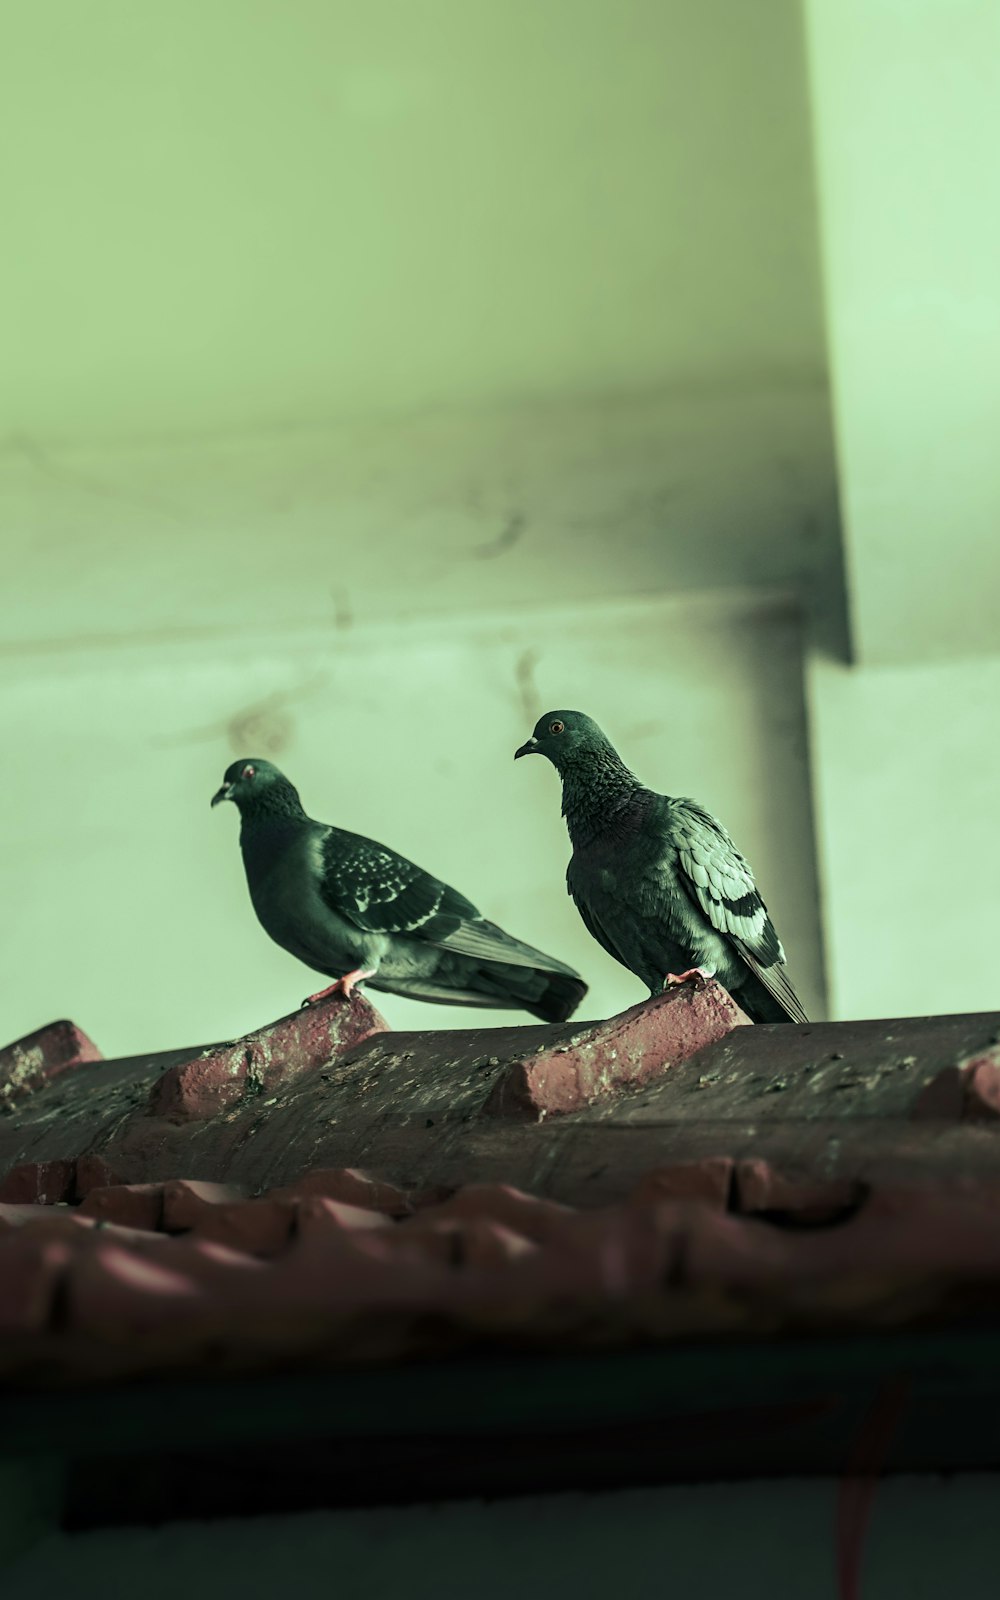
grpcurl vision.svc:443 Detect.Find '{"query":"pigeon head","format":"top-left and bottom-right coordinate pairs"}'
top-left (514, 710), bottom-right (612, 771)
top-left (211, 758), bottom-right (302, 816)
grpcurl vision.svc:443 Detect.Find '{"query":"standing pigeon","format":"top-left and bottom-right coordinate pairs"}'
top-left (515, 712), bottom-right (807, 1024)
top-left (212, 758), bottom-right (587, 1023)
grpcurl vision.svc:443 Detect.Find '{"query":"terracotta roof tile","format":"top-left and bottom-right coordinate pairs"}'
top-left (148, 995), bottom-right (387, 1121)
top-left (266, 1168), bottom-right (414, 1215)
top-left (0, 1157), bottom-right (77, 1205)
top-left (1, 982), bottom-right (1000, 1389)
top-left (483, 981), bottom-right (748, 1117)
top-left (962, 1047), bottom-right (1000, 1118)
top-left (185, 1195), bottom-right (297, 1257)
top-left (0, 1233), bottom-right (74, 1333)
top-left (77, 1183), bottom-right (165, 1230)
top-left (731, 1160), bottom-right (863, 1222)
top-left (629, 1157), bottom-right (734, 1209)
top-left (0, 1018), bottom-right (102, 1113)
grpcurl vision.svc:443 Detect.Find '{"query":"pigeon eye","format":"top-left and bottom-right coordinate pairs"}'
top-left (549, 720), bottom-right (565, 735)
top-left (241, 764), bottom-right (256, 780)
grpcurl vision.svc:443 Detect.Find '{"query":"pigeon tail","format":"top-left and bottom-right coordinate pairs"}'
top-left (453, 957), bottom-right (588, 1024)
top-left (522, 967), bottom-right (589, 1025)
top-left (365, 963), bottom-right (587, 1024)
top-left (734, 969), bottom-right (809, 1026)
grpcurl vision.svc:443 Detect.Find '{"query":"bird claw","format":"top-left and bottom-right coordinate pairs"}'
top-left (664, 967), bottom-right (715, 993)
top-left (301, 969), bottom-right (375, 1008)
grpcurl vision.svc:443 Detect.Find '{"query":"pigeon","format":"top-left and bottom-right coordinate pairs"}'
top-left (211, 758), bottom-right (588, 1023)
top-left (515, 711), bottom-right (807, 1025)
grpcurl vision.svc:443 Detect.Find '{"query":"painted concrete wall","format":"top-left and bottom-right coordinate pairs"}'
top-left (0, 592), bottom-right (824, 1057)
top-left (805, 0), bottom-right (1000, 665)
top-left (800, 0), bottom-right (1000, 1019)
top-left (1, 387), bottom-right (840, 648)
top-left (1, 0), bottom-right (823, 441)
top-left (3, 1), bottom-right (996, 1058)
top-left (0, 0), bottom-right (838, 1055)
top-left (808, 651), bottom-right (1000, 1022)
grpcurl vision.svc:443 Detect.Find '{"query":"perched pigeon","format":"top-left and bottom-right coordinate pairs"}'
top-left (212, 758), bottom-right (587, 1023)
top-left (515, 711), bottom-right (807, 1025)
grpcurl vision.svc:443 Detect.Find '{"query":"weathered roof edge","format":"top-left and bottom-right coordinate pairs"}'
top-left (2, 983), bottom-right (999, 1205)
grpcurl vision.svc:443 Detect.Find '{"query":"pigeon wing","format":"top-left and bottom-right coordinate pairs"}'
top-left (669, 799), bottom-right (808, 1025)
top-left (319, 828), bottom-right (579, 976)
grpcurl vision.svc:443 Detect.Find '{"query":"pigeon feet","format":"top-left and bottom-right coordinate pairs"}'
top-left (302, 968), bottom-right (376, 1007)
top-left (664, 966), bottom-right (715, 992)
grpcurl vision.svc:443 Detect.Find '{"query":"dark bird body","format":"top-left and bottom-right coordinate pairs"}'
top-left (515, 712), bottom-right (807, 1025)
top-left (212, 759), bottom-right (587, 1024)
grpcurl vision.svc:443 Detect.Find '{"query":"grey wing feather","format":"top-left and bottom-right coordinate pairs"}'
top-left (318, 830), bottom-right (450, 934)
top-left (435, 916), bottom-right (580, 976)
top-left (367, 977), bottom-right (521, 1010)
top-left (670, 799), bottom-right (808, 1025)
top-left (671, 799), bottom-right (780, 959)
top-left (320, 828), bottom-right (580, 977)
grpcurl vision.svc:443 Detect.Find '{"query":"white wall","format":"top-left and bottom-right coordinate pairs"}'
top-left (0, 593), bottom-right (823, 1058)
top-left (1, 387), bottom-right (839, 649)
top-left (808, 650), bottom-right (1000, 1021)
top-left (1, 0), bottom-right (823, 441)
top-left (0, 0), bottom-right (839, 1054)
top-left (805, 0), bottom-right (1000, 665)
top-left (793, 0), bottom-right (1000, 1022)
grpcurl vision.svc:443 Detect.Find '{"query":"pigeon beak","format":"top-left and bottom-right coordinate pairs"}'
top-left (514, 738), bottom-right (539, 760)
top-left (211, 783), bottom-right (234, 808)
